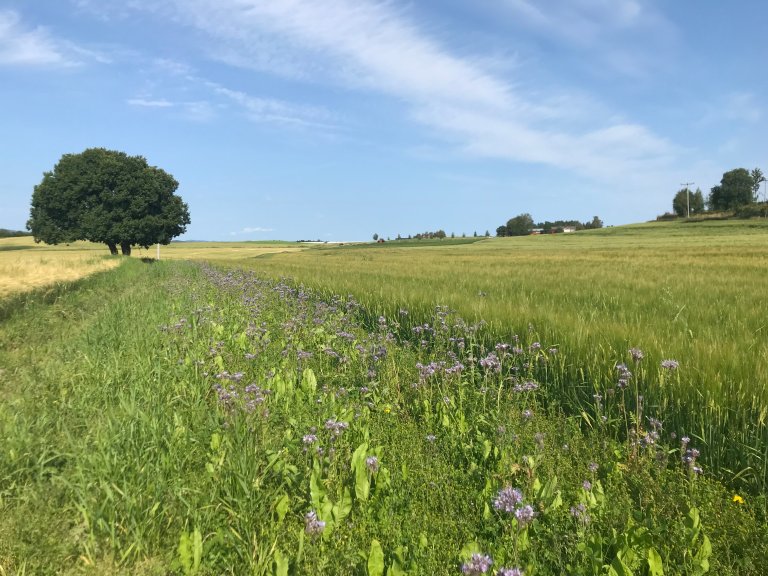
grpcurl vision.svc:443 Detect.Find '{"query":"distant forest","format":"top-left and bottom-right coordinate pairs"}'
top-left (0, 229), bottom-right (31, 238)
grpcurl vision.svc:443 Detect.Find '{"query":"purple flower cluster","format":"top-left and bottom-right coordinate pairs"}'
top-left (513, 380), bottom-right (539, 393)
top-left (324, 418), bottom-right (349, 437)
top-left (570, 503), bottom-right (590, 526)
top-left (493, 486), bottom-right (523, 513)
top-left (479, 352), bottom-right (501, 373)
top-left (461, 553), bottom-right (492, 575)
top-left (615, 363), bottom-right (632, 390)
top-left (304, 511), bottom-right (326, 536)
top-left (365, 456), bottom-right (380, 473)
top-left (629, 347), bottom-right (644, 361)
top-left (498, 569), bottom-right (524, 576)
top-left (416, 361), bottom-right (444, 380)
top-left (661, 359), bottom-right (679, 370)
top-left (493, 486), bottom-right (536, 527)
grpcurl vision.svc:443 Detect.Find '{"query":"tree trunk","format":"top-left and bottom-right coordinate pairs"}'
top-left (120, 242), bottom-right (132, 256)
top-left (107, 242), bottom-right (118, 255)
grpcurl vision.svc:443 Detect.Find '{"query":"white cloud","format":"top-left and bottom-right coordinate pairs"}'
top-left (231, 226), bottom-right (275, 235)
top-left (75, 0), bottom-right (679, 180)
top-left (206, 81), bottom-right (335, 128)
top-left (0, 10), bottom-right (73, 66)
top-left (127, 98), bottom-right (175, 107)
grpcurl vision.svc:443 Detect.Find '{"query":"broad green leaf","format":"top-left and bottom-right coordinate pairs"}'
top-left (334, 488), bottom-right (353, 521)
top-left (273, 549), bottom-right (289, 576)
top-left (192, 529), bottom-right (202, 572)
top-left (368, 539), bottom-right (385, 576)
top-left (274, 494), bottom-right (290, 522)
top-left (610, 554), bottom-right (635, 576)
top-left (647, 547), bottom-right (664, 576)
top-left (351, 442), bottom-right (369, 472)
top-left (310, 471), bottom-right (324, 509)
top-left (355, 461), bottom-right (370, 501)
top-left (302, 368), bottom-right (317, 395)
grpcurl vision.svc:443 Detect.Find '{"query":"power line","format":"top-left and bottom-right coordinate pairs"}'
top-left (680, 181), bottom-right (695, 217)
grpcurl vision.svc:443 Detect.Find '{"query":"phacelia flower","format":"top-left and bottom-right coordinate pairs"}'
top-left (661, 359), bottom-right (679, 370)
top-left (461, 553), bottom-right (493, 575)
top-left (514, 504), bottom-right (536, 526)
top-left (304, 511), bottom-right (326, 536)
top-left (365, 456), bottom-right (379, 473)
top-left (493, 486), bottom-right (523, 513)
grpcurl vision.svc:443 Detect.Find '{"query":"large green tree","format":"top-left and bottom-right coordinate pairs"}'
top-left (28, 148), bottom-right (190, 255)
top-left (707, 168), bottom-right (756, 211)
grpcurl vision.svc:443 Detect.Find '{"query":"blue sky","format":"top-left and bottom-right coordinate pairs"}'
top-left (1, 1), bottom-right (766, 241)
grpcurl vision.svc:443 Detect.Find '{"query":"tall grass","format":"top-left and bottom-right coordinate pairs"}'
top-left (2, 258), bottom-right (766, 574)
top-left (235, 220), bottom-right (768, 493)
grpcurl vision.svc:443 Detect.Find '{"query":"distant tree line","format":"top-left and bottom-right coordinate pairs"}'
top-left (413, 230), bottom-right (446, 239)
top-left (667, 167), bottom-right (765, 218)
top-left (0, 229), bottom-right (32, 238)
top-left (495, 214), bottom-right (603, 237)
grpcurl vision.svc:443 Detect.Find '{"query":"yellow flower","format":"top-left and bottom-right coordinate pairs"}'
top-left (732, 494), bottom-right (745, 504)
top-left (383, 406), bottom-right (391, 414)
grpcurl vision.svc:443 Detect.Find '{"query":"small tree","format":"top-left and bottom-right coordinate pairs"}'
top-left (505, 213), bottom-right (534, 236)
top-left (752, 168), bottom-right (765, 199)
top-left (372, 233), bottom-right (379, 241)
top-left (28, 148), bottom-right (190, 255)
top-left (672, 188), bottom-right (689, 217)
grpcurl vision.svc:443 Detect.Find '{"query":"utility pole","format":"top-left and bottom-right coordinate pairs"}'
top-left (681, 182), bottom-right (695, 217)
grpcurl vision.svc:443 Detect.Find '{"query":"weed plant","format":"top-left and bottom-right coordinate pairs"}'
top-left (1, 259), bottom-right (766, 574)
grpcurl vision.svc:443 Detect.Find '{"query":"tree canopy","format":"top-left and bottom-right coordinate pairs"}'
top-left (672, 187), bottom-right (704, 217)
top-left (707, 168), bottom-right (757, 211)
top-left (27, 148), bottom-right (190, 255)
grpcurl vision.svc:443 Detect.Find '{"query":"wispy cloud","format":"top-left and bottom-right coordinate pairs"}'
top-left (130, 58), bottom-right (337, 128)
top-left (127, 98), bottom-right (174, 107)
top-left (230, 226), bottom-right (274, 235)
top-left (75, 0), bottom-right (679, 180)
top-left (0, 10), bottom-right (79, 66)
top-left (0, 9), bottom-right (110, 67)
top-left (206, 81), bottom-right (335, 128)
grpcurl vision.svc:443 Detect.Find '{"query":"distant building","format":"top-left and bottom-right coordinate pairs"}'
top-left (531, 228), bottom-right (544, 235)
top-left (562, 227), bottom-right (576, 233)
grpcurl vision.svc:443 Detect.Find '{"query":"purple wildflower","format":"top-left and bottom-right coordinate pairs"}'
top-left (629, 347), bottom-right (644, 361)
top-left (324, 418), bottom-right (349, 437)
top-left (304, 511), bottom-right (326, 536)
top-left (498, 569), bottom-right (524, 576)
top-left (493, 486), bottom-right (524, 513)
top-left (461, 553), bottom-right (493, 575)
top-left (582, 480), bottom-right (592, 491)
top-left (661, 359), bottom-right (679, 370)
top-left (365, 456), bottom-right (379, 473)
top-left (514, 504), bottom-right (536, 526)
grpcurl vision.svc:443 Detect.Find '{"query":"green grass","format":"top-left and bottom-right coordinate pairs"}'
top-left (2, 258), bottom-right (767, 574)
top-left (223, 220), bottom-right (768, 492)
top-left (2, 221), bottom-right (768, 573)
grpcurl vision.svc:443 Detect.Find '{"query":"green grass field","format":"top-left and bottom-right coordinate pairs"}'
top-left (231, 220), bottom-right (768, 491)
top-left (2, 220), bottom-right (768, 574)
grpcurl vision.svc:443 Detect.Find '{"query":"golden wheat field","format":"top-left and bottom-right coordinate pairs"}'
top-left (0, 237), bottom-right (120, 297)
